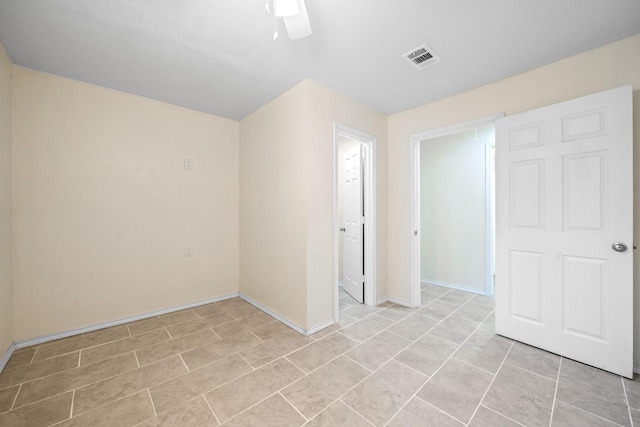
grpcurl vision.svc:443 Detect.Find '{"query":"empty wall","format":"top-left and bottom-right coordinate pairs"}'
top-left (0, 42), bottom-right (12, 356)
top-left (387, 34), bottom-right (640, 363)
top-left (12, 67), bottom-right (240, 340)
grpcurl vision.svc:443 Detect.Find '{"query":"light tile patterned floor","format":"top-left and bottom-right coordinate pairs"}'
top-left (1, 284), bottom-right (639, 426)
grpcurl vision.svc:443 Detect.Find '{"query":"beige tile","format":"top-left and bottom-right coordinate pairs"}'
top-left (417, 358), bottom-right (493, 423)
top-left (420, 290), bottom-right (442, 305)
top-left (281, 356), bottom-right (370, 419)
top-left (394, 334), bottom-right (458, 376)
top-left (453, 303), bottom-right (494, 323)
top-left (468, 405), bottom-right (521, 426)
top-left (376, 305), bottom-right (414, 322)
top-left (205, 358), bottom-right (304, 422)
top-left (239, 331), bottom-right (313, 369)
top-left (149, 354), bottom-right (252, 413)
top-left (165, 312), bottom-right (234, 339)
top-left (345, 331), bottom-right (411, 371)
top-left (339, 315), bottom-right (395, 343)
top-left (476, 312), bottom-right (496, 336)
top-left (468, 294), bottom-right (495, 308)
top-left (305, 400), bottom-right (372, 427)
top-left (438, 290), bottom-right (474, 305)
top-left (0, 385), bottom-right (19, 413)
top-left (310, 314), bottom-right (358, 340)
top-left (4, 348), bottom-right (36, 371)
top-left (73, 356), bottom-right (187, 415)
top-left (137, 396), bottom-right (217, 427)
top-left (386, 313), bottom-right (439, 341)
top-left (453, 332), bottom-right (512, 374)
top-left (193, 301), bottom-right (227, 317)
top-left (14, 352), bottom-right (138, 408)
top-left (80, 328), bottom-right (171, 366)
top-left (556, 358), bottom-right (630, 426)
top-left (341, 304), bottom-right (382, 319)
top-left (250, 321), bottom-right (293, 341)
top-left (418, 300), bottom-right (460, 320)
top-left (625, 376), bottom-right (640, 410)
top-left (0, 391), bottom-right (72, 427)
top-left (483, 363), bottom-right (556, 427)
top-left (223, 393), bottom-right (305, 427)
top-left (33, 326), bottom-right (130, 362)
top-left (388, 398), bottom-right (464, 427)
top-left (423, 285), bottom-right (451, 295)
top-left (0, 352), bottom-right (79, 389)
top-left (59, 390), bottom-right (155, 427)
top-left (212, 311), bottom-right (274, 338)
top-left (128, 310), bottom-right (200, 336)
top-left (429, 316), bottom-right (479, 345)
top-left (136, 328), bottom-right (219, 366)
top-left (631, 408), bottom-right (640, 427)
top-left (343, 359), bottom-right (427, 425)
top-left (180, 330), bottom-right (262, 370)
top-left (551, 400), bottom-right (622, 427)
top-left (286, 333), bottom-right (359, 373)
top-left (504, 341), bottom-right (560, 380)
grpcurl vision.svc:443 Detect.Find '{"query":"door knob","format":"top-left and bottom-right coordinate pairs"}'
top-left (339, 228), bottom-right (346, 232)
top-left (612, 242), bottom-right (628, 252)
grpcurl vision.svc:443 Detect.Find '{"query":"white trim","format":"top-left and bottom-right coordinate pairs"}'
top-left (409, 113), bottom-right (504, 308)
top-left (386, 296), bottom-right (413, 308)
top-left (306, 319), bottom-right (336, 336)
top-left (333, 123), bottom-right (378, 321)
top-left (239, 293), bottom-right (308, 336)
top-left (0, 343), bottom-right (16, 372)
top-left (421, 279), bottom-right (487, 295)
top-left (12, 293), bottom-right (239, 350)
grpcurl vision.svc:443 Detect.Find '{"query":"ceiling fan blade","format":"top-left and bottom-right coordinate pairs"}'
top-left (283, 0), bottom-right (312, 39)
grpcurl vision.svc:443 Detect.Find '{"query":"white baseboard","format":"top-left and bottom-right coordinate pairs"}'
top-left (12, 293), bottom-right (240, 351)
top-left (0, 342), bottom-right (16, 372)
top-left (238, 293), bottom-right (309, 336)
top-left (421, 279), bottom-right (487, 295)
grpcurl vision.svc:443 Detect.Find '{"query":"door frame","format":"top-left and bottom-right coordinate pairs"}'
top-left (333, 123), bottom-right (377, 321)
top-left (409, 113), bottom-right (503, 308)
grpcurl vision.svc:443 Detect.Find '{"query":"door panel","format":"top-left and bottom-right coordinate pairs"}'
top-left (496, 85), bottom-right (633, 377)
top-left (343, 144), bottom-right (364, 303)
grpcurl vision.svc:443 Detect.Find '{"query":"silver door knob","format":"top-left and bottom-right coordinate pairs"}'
top-left (612, 242), bottom-right (628, 252)
top-left (339, 228), bottom-right (345, 232)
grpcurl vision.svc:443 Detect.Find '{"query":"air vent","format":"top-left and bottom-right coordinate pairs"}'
top-left (402, 44), bottom-right (442, 70)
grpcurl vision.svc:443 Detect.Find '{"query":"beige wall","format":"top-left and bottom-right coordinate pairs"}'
top-left (240, 80), bottom-right (387, 330)
top-left (0, 43), bottom-right (12, 356)
top-left (388, 34), bottom-right (640, 361)
top-left (239, 83), bottom-right (310, 328)
top-left (306, 81), bottom-right (388, 326)
top-left (12, 67), bottom-right (240, 340)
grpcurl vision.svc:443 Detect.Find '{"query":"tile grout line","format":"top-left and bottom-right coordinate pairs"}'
top-left (463, 337), bottom-right (515, 424)
top-left (146, 388), bottom-right (157, 417)
top-left (279, 391), bottom-right (309, 423)
top-left (69, 389), bottom-right (75, 418)
top-left (474, 404), bottom-right (528, 426)
top-left (202, 393), bottom-right (222, 425)
top-left (622, 375), bottom-right (634, 427)
top-left (9, 383), bottom-right (21, 411)
top-left (547, 357), bottom-right (563, 427)
top-left (554, 398), bottom-right (628, 427)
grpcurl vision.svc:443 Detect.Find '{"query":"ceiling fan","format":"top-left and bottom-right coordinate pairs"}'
top-left (266, 0), bottom-right (312, 40)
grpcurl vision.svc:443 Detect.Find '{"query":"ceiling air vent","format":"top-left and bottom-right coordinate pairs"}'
top-left (402, 44), bottom-right (442, 70)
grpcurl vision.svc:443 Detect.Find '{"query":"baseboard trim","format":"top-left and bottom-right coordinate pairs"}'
top-left (12, 293), bottom-right (240, 351)
top-left (238, 293), bottom-right (309, 336)
top-left (306, 319), bottom-right (335, 336)
top-left (386, 296), bottom-right (413, 308)
top-left (421, 279), bottom-right (487, 296)
top-left (0, 342), bottom-right (16, 372)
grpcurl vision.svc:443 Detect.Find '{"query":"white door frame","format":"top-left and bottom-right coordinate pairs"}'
top-left (409, 113), bottom-right (503, 308)
top-left (333, 123), bottom-right (377, 321)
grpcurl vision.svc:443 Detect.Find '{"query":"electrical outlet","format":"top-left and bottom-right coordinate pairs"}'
top-left (184, 159), bottom-right (193, 170)
top-left (185, 245), bottom-right (193, 257)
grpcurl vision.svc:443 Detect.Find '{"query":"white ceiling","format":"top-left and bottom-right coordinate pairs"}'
top-left (0, 1), bottom-right (639, 120)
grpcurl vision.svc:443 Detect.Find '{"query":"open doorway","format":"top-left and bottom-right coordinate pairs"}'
top-left (333, 124), bottom-right (377, 323)
top-left (409, 114), bottom-right (503, 307)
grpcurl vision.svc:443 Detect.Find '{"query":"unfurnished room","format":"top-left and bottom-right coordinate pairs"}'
top-left (0, 1), bottom-right (640, 426)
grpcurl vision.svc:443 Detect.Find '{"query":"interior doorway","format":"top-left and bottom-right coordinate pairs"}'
top-left (333, 124), bottom-right (377, 322)
top-left (409, 114), bottom-right (503, 307)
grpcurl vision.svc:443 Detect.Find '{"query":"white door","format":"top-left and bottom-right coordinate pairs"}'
top-left (343, 144), bottom-right (364, 303)
top-left (495, 85), bottom-right (633, 378)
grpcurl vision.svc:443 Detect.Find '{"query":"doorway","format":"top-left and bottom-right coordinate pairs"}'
top-left (333, 124), bottom-right (377, 322)
top-left (409, 114), bottom-right (503, 307)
